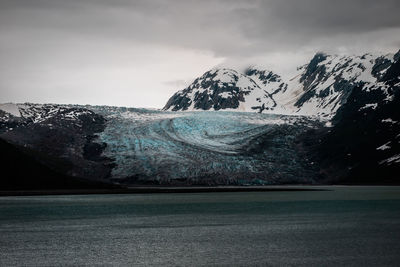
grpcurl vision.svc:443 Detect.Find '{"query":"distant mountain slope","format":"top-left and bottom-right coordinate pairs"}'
top-left (164, 51), bottom-right (398, 120)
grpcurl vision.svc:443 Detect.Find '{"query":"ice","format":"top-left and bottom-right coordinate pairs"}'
top-left (92, 107), bottom-right (318, 183)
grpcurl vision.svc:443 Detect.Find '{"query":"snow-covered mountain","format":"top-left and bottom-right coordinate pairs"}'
top-left (164, 51), bottom-right (399, 120)
top-left (163, 68), bottom-right (278, 113)
top-left (0, 50), bottom-right (399, 187)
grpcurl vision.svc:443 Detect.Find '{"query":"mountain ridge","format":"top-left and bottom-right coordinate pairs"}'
top-left (164, 50), bottom-right (399, 121)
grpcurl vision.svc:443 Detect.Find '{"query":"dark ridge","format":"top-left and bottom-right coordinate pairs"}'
top-left (299, 52), bottom-right (327, 84)
top-left (297, 81), bottom-right (400, 184)
top-left (380, 51), bottom-right (400, 85)
top-left (0, 138), bottom-right (117, 190)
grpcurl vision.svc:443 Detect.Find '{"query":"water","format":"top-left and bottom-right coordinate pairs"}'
top-left (1, 186), bottom-right (400, 266)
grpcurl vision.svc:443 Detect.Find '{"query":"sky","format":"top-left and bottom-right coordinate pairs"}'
top-left (0, 0), bottom-right (399, 108)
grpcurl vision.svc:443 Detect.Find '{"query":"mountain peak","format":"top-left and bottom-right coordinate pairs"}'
top-left (163, 67), bottom-right (274, 112)
top-left (164, 50), bottom-right (399, 119)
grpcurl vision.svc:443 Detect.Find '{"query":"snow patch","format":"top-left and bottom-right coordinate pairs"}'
top-left (382, 118), bottom-right (397, 124)
top-left (219, 92), bottom-right (232, 98)
top-left (376, 142), bottom-right (391, 151)
top-left (379, 154), bottom-right (400, 165)
top-left (359, 103), bottom-right (378, 111)
top-left (0, 103), bottom-right (21, 117)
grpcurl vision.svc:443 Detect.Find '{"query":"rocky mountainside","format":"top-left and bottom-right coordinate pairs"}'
top-left (164, 51), bottom-right (398, 120)
top-left (312, 51), bottom-right (400, 183)
top-left (0, 103), bottom-right (114, 181)
top-left (0, 50), bottom-right (399, 188)
top-left (0, 138), bottom-right (114, 190)
top-left (163, 68), bottom-right (278, 113)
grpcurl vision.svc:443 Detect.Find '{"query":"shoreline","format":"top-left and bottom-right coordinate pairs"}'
top-left (2, 185), bottom-right (399, 197)
top-left (0, 186), bottom-right (331, 197)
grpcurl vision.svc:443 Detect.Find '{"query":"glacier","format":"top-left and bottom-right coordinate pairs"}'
top-left (91, 107), bottom-right (321, 185)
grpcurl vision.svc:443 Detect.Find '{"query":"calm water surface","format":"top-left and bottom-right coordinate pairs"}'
top-left (1, 186), bottom-right (400, 266)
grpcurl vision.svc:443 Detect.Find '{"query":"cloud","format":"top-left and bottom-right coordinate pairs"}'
top-left (163, 80), bottom-right (191, 89)
top-left (1, 0), bottom-right (399, 56)
top-left (0, 0), bottom-right (399, 107)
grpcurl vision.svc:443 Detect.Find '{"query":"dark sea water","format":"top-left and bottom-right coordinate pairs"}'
top-left (1, 186), bottom-right (400, 266)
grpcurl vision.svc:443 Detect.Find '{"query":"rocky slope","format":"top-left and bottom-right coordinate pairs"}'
top-left (0, 138), bottom-right (114, 190)
top-left (0, 103), bottom-right (114, 182)
top-left (312, 51), bottom-right (400, 184)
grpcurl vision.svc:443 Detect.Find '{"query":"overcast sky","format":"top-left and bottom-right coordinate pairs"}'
top-left (1, 0), bottom-right (399, 108)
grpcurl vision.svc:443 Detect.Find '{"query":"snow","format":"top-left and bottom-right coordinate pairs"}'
top-left (166, 51), bottom-right (395, 122)
top-left (0, 103), bottom-right (100, 125)
top-left (382, 118), bottom-right (398, 124)
top-left (359, 103), bottom-right (378, 111)
top-left (214, 69), bottom-right (237, 83)
top-left (379, 154), bottom-right (400, 165)
top-left (0, 103), bottom-right (21, 117)
top-left (219, 92), bottom-right (232, 98)
top-left (376, 142), bottom-right (391, 151)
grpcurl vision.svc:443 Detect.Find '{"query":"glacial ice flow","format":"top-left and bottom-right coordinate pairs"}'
top-left (92, 107), bottom-right (319, 184)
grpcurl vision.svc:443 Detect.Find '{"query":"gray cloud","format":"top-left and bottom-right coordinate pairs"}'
top-left (1, 0), bottom-right (399, 56)
top-left (2, 1), bottom-right (398, 48)
top-left (163, 79), bottom-right (191, 89)
top-left (0, 0), bottom-right (399, 107)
